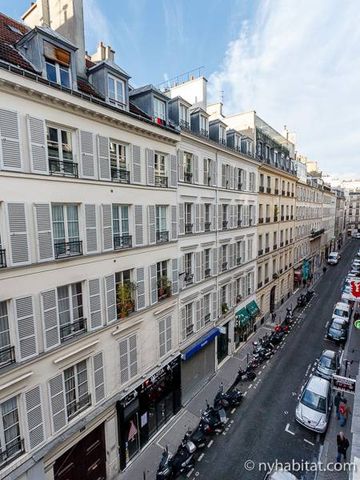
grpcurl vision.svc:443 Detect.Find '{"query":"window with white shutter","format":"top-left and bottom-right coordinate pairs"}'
top-left (119, 334), bottom-right (138, 384)
top-left (80, 130), bottom-right (95, 179)
top-left (64, 360), bottom-right (91, 420)
top-left (110, 141), bottom-right (130, 183)
top-left (34, 203), bottom-right (54, 262)
top-left (104, 274), bottom-right (117, 323)
top-left (88, 279), bottom-right (103, 330)
top-left (170, 205), bottom-right (177, 241)
top-left (169, 154), bottom-right (177, 187)
top-left (159, 316), bottom-right (172, 358)
top-left (171, 258), bottom-right (179, 295)
top-left (25, 386), bottom-right (44, 449)
top-left (134, 205), bottom-right (144, 246)
top-left (85, 204), bottom-right (98, 253)
top-left (0, 396), bottom-right (24, 460)
top-left (47, 126), bottom-right (76, 177)
top-left (112, 204), bottom-right (131, 250)
top-left (0, 302), bottom-right (15, 367)
top-left (27, 116), bottom-right (48, 174)
top-left (7, 203), bottom-right (30, 266)
top-left (0, 109), bottom-right (21, 171)
top-left (52, 204), bottom-right (82, 259)
top-left (15, 296), bottom-right (37, 361)
top-left (49, 374), bottom-right (66, 433)
top-left (131, 145), bottom-right (142, 183)
top-left (93, 352), bottom-right (105, 403)
top-left (146, 148), bottom-right (155, 185)
top-left (135, 267), bottom-right (146, 310)
top-left (97, 135), bottom-right (110, 180)
top-left (102, 204), bottom-right (113, 252)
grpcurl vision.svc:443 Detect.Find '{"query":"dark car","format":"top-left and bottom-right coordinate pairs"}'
top-left (327, 318), bottom-right (348, 344)
top-left (315, 350), bottom-right (340, 380)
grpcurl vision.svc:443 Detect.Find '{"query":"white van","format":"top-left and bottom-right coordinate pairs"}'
top-left (332, 302), bottom-right (350, 322)
top-left (328, 252), bottom-right (340, 265)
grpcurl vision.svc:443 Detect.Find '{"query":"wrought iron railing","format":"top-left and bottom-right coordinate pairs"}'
top-left (184, 172), bottom-right (193, 183)
top-left (54, 240), bottom-right (83, 259)
top-left (156, 231), bottom-right (169, 243)
top-left (184, 272), bottom-right (194, 285)
top-left (49, 158), bottom-right (78, 177)
top-left (204, 268), bottom-right (211, 277)
top-left (0, 345), bottom-right (15, 368)
top-left (0, 249), bottom-right (6, 268)
top-left (111, 167), bottom-right (130, 183)
top-left (185, 223), bottom-right (193, 234)
top-left (67, 393), bottom-right (91, 419)
top-left (155, 175), bottom-right (168, 188)
top-left (0, 438), bottom-right (24, 466)
top-left (60, 318), bottom-right (87, 342)
top-left (114, 234), bottom-right (132, 250)
top-left (204, 221), bottom-right (211, 232)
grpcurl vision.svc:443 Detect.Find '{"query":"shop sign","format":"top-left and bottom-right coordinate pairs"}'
top-left (350, 281), bottom-right (360, 299)
top-left (332, 374), bottom-right (356, 394)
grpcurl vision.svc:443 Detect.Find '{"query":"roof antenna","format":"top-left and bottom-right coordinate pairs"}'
top-left (220, 90), bottom-right (224, 103)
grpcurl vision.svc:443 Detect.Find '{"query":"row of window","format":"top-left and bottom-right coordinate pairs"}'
top-left (295, 223), bottom-right (323, 240)
top-left (258, 204), bottom-right (294, 223)
top-left (258, 229), bottom-right (294, 253)
top-left (296, 185), bottom-right (323, 203)
top-left (296, 205), bottom-right (322, 220)
top-left (257, 255), bottom-right (293, 288)
top-left (259, 174), bottom-right (296, 196)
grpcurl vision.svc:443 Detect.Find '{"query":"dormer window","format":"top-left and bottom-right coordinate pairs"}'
top-left (154, 97), bottom-right (166, 121)
top-left (108, 75), bottom-right (125, 108)
top-left (219, 125), bottom-right (226, 145)
top-left (200, 116), bottom-right (208, 136)
top-left (44, 41), bottom-right (71, 88)
top-left (179, 104), bottom-right (189, 128)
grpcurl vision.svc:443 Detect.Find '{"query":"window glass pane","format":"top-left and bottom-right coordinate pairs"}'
top-left (2, 397), bottom-right (20, 450)
top-left (57, 285), bottom-right (71, 326)
top-left (108, 76), bottom-right (115, 99)
top-left (52, 205), bottom-right (65, 242)
top-left (0, 302), bottom-right (10, 350)
top-left (121, 206), bottom-right (129, 234)
top-left (71, 283), bottom-right (83, 320)
top-left (116, 79), bottom-right (125, 102)
top-left (47, 127), bottom-right (60, 160)
top-left (46, 61), bottom-right (57, 83)
top-left (112, 205), bottom-right (120, 235)
top-left (59, 65), bottom-right (70, 88)
top-left (66, 205), bottom-right (79, 241)
top-left (61, 130), bottom-right (73, 161)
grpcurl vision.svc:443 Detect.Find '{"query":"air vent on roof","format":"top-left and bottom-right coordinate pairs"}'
top-left (7, 25), bottom-right (23, 35)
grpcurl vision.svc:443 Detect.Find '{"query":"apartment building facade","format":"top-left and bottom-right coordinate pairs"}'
top-left (346, 191), bottom-right (360, 235)
top-left (322, 186), bottom-right (336, 257)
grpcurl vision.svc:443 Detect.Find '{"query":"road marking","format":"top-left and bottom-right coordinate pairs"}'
top-left (248, 384), bottom-right (253, 389)
top-left (292, 391), bottom-right (297, 396)
top-left (230, 408), bottom-right (236, 414)
top-left (305, 363), bottom-right (311, 376)
top-left (284, 410), bottom-right (288, 415)
top-left (304, 438), bottom-right (315, 446)
top-left (243, 391), bottom-right (248, 397)
top-left (198, 453), bottom-right (204, 462)
top-left (285, 423), bottom-right (296, 435)
top-left (262, 365), bottom-right (266, 370)
top-left (258, 370), bottom-right (262, 376)
top-left (187, 468), bottom-right (194, 477)
top-left (207, 440), bottom-right (213, 448)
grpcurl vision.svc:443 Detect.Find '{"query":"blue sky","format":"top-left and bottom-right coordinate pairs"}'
top-left (1, 0), bottom-right (359, 177)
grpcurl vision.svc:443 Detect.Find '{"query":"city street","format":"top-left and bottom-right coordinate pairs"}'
top-left (188, 240), bottom-right (357, 480)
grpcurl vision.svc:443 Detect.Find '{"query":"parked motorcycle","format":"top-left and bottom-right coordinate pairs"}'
top-left (214, 383), bottom-right (244, 409)
top-left (297, 294), bottom-right (307, 308)
top-left (201, 402), bottom-right (227, 433)
top-left (156, 442), bottom-right (195, 480)
top-left (184, 427), bottom-right (207, 450)
top-left (284, 307), bottom-right (293, 325)
top-left (235, 365), bottom-right (257, 382)
top-left (305, 289), bottom-right (314, 302)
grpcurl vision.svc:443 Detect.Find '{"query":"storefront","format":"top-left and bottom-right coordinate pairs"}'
top-left (234, 300), bottom-right (260, 348)
top-left (117, 356), bottom-right (181, 470)
top-left (217, 322), bottom-right (230, 364)
top-left (181, 327), bottom-right (220, 405)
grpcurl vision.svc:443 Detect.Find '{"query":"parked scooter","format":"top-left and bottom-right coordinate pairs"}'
top-left (297, 294), bottom-right (307, 308)
top-left (214, 383), bottom-right (243, 409)
top-left (305, 289), bottom-right (314, 302)
top-left (201, 402), bottom-right (227, 433)
top-left (156, 442), bottom-right (195, 480)
top-left (184, 427), bottom-right (207, 449)
top-left (235, 365), bottom-right (257, 382)
top-left (284, 307), bottom-right (293, 325)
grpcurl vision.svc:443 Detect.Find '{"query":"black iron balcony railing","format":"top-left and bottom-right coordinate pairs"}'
top-left (0, 438), bottom-right (24, 466)
top-left (265, 247), bottom-right (270, 253)
top-left (204, 221), bottom-right (211, 232)
top-left (156, 231), bottom-right (169, 243)
top-left (266, 217), bottom-right (270, 223)
top-left (265, 277), bottom-right (269, 284)
top-left (0, 345), bottom-right (15, 368)
top-left (49, 158), bottom-right (78, 177)
top-left (222, 261), bottom-right (228, 272)
top-left (185, 223), bottom-right (193, 234)
top-left (266, 187), bottom-right (271, 194)
top-left (54, 240), bottom-right (83, 259)
top-left (180, 119), bottom-right (190, 130)
top-left (184, 172), bottom-right (193, 183)
top-left (249, 218), bottom-right (253, 226)
top-left (237, 182), bottom-right (242, 190)
top-left (184, 272), bottom-right (194, 285)
top-left (282, 190), bottom-right (285, 195)
top-left (259, 186), bottom-right (265, 193)
top-left (222, 220), bottom-right (228, 230)
top-left (273, 244), bottom-right (278, 250)
top-left (155, 175), bottom-right (168, 188)
top-left (258, 249), bottom-right (263, 256)
top-left (274, 216), bottom-right (278, 222)
top-left (280, 241), bottom-right (284, 247)
top-left (111, 167), bottom-right (130, 184)
top-left (279, 268), bottom-right (283, 274)
top-left (158, 281), bottom-right (172, 301)
top-left (114, 234), bottom-right (132, 250)
top-left (236, 257), bottom-right (241, 265)
top-left (0, 249), bottom-right (6, 268)
top-left (186, 324), bottom-right (194, 336)
top-left (281, 216), bottom-right (284, 221)
top-left (219, 138), bottom-right (226, 146)
top-left (310, 228), bottom-right (325, 238)
top-left (258, 282), bottom-right (263, 289)
top-left (200, 129), bottom-right (209, 137)
top-left (237, 219), bottom-right (242, 227)
top-left (275, 189), bottom-right (279, 195)
top-left (273, 273), bottom-right (278, 279)
top-left (67, 393), bottom-right (91, 420)
top-left (204, 268), bottom-right (211, 278)
top-left (287, 192), bottom-right (290, 197)
top-left (291, 192), bottom-right (295, 197)
top-left (286, 215), bottom-right (289, 220)
top-left (285, 240), bottom-right (289, 245)
top-left (204, 313), bottom-right (211, 324)
top-left (60, 317), bottom-right (87, 342)
top-left (259, 218), bottom-right (264, 224)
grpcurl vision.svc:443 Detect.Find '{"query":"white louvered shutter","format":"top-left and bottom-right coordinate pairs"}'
top-left (15, 296), bottom-right (37, 360)
top-left (196, 299), bottom-right (202, 331)
top-left (200, 204), bottom-right (205, 232)
top-left (218, 246), bottom-right (222, 273)
top-left (41, 289), bottom-right (60, 350)
top-left (34, 203), bottom-right (54, 262)
top-left (102, 204), bottom-right (113, 252)
top-left (104, 274), bottom-right (117, 323)
top-left (133, 205), bottom-right (143, 246)
top-left (212, 291), bottom-right (218, 321)
top-left (212, 247), bottom-right (218, 276)
top-left (181, 307), bottom-right (186, 341)
top-left (132, 145), bottom-right (142, 183)
top-left (49, 374), bottom-right (66, 432)
top-left (88, 278), bottom-right (103, 330)
top-left (7, 203), bottom-right (29, 265)
top-left (195, 251), bottom-right (202, 283)
top-left (27, 116), bottom-right (48, 174)
top-left (178, 150), bottom-right (184, 181)
top-left (172, 258), bottom-right (179, 294)
top-left (195, 204), bottom-right (200, 233)
top-left (193, 154), bottom-right (199, 183)
top-left (25, 386), bottom-right (45, 449)
top-left (179, 204), bottom-right (185, 235)
top-left (229, 166), bottom-right (234, 189)
top-left (93, 352), bottom-right (105, 403)
top-left (136, 267), bottom-right (146, 310)
top-left (119, 339), bottom-right (129, 384)
top-left (0, 109), bottom-right (21, 171)
top-left (221, 164), bottom-right (226, 187)
top-left (148, 206), bottom-right (156, 245)
top-left (170, 154), bottom-right (177, 187)
top-left (97, 135), bottom-right (110, 180)
top-left (229, 244), bottom-right (234, 269)
top-left (85, 204), bottom-right (98, 253)
top-left (217, 205), bottom-right (222, 230)
top-left (149, 264), bottom-right (157, 305)
top-left (212, 160), bottom-right (217, 186)
top-left (171, 206), bottom-right (177, 241)
top-left (80, 130), bottom-right (95, 179)
top-left (212, 204), bottom-right (217, 231)
top-left (159, 318), bottom-right (166, 358)
top-left (146, 148), bottom-right (155, 185)
top-left (129, 335), bottom-right (138, 378)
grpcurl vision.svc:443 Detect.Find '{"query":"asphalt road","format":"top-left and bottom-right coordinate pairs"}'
top-left (188, 240), bottom-right (358, 480)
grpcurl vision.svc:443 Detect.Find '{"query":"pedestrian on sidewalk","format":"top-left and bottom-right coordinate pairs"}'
top-left (322, 266), bottom-right (327, 275)
top-left (334, 391), bottom-right (342, 420)
top-left (271, 312), bottom-right (276, 323)
top-left (336, 432), bottom-right (350, 462)
top-left (339, 398), bottom-right (351, 427)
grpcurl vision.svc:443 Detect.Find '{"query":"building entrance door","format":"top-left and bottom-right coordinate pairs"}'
top-left (270, 286), bottom-right (276, 313)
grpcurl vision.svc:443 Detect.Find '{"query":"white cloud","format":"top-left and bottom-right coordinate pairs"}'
top-left (209, 0), bottom-right (360, 176)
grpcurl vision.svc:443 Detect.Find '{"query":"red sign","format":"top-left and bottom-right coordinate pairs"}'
top-left (351, 281), bottom-right (360, 298)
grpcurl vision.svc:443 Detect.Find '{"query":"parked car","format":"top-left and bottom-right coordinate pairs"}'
top-left (264, 469), bottom-right (298, 480)
top-left (332, 302), bottom-right (350, 322)
top-left (327, 317), bottom-right (348, 344)
top-left (295, 375), bottom-right (332, 433)
top-left (352, 232), bottom-right (360, 239)
top-left (328, 252), bottom-right (340, 265)
top-left (315, 349), bottom-right (340, 380)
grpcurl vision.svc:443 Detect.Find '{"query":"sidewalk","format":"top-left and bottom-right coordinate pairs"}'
top-left (119, 272), bottom-right (325, 480)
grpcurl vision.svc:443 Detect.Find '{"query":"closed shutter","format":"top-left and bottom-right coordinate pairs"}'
top-left (229, 166), bottom-right (234, 189)
top-left (229, 244), bottom-right (234, 269)
top-left (149, 264), bottom-right (157, 305)
top-left (159, 318), bottom-right (166, 358)
top-left (193, 154), bottom-right (199, 183)
top-left (172, 258), bottom-right (179, 295)
top-left (25, 386), bottom-right (45, 449)
top-left (102, 204), bottom-right (113, 251)
top-left (171, 206), bottom-right (177, 241)
top-left (200, 204), bottom-right (205, 232)
top-left (148, 206), bottom-right (156, 245)
top-left (134, 205), bottom-right (144, 246)
top-left (80, 130), bottom-right (95, 179)
top-left (85, 204), bottom-right (98, 253)
top-left (88, 278), bottom-right (103, 330)
top-left (212, 204), bottom-right (217, 231)
top-left (136, 267), bottom-right (145, 310)
top-left (234, 167), bottom-right (239, 189)
top-left (119, 339), bottom-right (129, 384)
top-left (170, 154), bottom-right (177, 187)
top-left (0, 109), bottom-right (21, 171)
top-left (232, 280), bottom-right (238, 305)
top-left (229, 283), bottom-right (233, 308)
top-left (177, 150), bottom-right (184, 181)
top-left (195, 251), bottom-right (202, 283)
top-left (231, 205), bottom-right (236, 229)
top-left (221, 164), bottom-right (226, 187)
top-left (242, 170), bottom-right (247, 191)
top-left (179, 203), bottom-right (185, 235)
top-left (7, 203), bottom-right (29, 265)
top-left (49, 374), bottom-right (66, 432)
top-left (41, 289), bottom-right (60, 350)
top-left (212, 248), bottom-right (218, 276)
top-left (212, 291), bottom-right (217, 321)
top-left (132, 145), bottom-right (142, 183)
top-left (93, 352), bottom-right (105, 403)
top-left (15, 296), bottom-right (37, 360)
top-left (217, 205), bottom-right (222, 230)
top-left (146, 148), bottom-right (155, 185)
top-left (97, 135), bottom-right (110, 180)
top-left (218, 246), bottom-right (222, 273)
top-left (195, 204), bottom-right (200, 232)
top-left (104, 274), bottom-right (117, 323)
top-left (212, 160), bottom-right (217, 186)
top-left (165, 316), bottom-right (172, 353)
top-left (196, 299), bottom-right (202, 331)
top-left (27, 116), bottom-right (48, 174)
top-left (180, 307), bottom-right (186, 341)
top-left (203, 158), bottom-right (208, 185)
top-left (34, 203), bottom-right (54, 261)
top-left (129, 335), bottom-right (138, 378)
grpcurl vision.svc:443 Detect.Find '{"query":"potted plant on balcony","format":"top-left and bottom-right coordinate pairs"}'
top-left (157, 276), bottom-right (172, 300)
top-left (221, 303), bottom-right (229, 315)
top-left (117, 281), bottom-right (136, 318)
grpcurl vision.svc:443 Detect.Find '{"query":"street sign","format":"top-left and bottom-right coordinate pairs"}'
top-left (332, 374), bottom-right (356, 394)
top-left (351, 281), bottom-right (360, 299)
top-left (354, 319), bottom-right (360, 330)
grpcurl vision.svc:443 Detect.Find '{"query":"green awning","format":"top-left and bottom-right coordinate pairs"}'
top-left (247, 300), bottom-right (260, 317)
top-left (235, 307), bottom-right (251, 327)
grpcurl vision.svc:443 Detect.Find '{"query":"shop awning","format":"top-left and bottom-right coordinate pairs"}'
top-left (235, 307), bottom-right (251, 327)
top-left (294, 269), bottom-right (302, 279)
top-left (246, 300), bottom-right (260, 317)
top-left (181, 327), bottom-right (220, 361)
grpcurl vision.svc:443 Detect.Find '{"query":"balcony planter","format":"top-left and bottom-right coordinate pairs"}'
top-left (117, 281), bottom-right (136, 318)
top-left (221, 303), bottom-right (229, 315)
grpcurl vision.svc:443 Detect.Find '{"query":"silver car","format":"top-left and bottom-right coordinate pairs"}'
top-left (315, 350), bottom-right (340, 380)
top-left (295, 375), bottom-right (332, 433)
